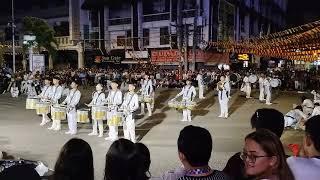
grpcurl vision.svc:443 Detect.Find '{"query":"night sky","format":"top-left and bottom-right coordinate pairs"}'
top-left (1, 0), bottom-right (320, 27)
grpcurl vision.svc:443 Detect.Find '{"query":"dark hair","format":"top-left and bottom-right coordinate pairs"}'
top-left (251, 108), bottom-right (284, 137)
top-left (135, 143), bottom-right (151, 178)
top-left (294, 105), bottom-right (303, 111)
top-left (245, 129), bottom-right (294, 180)
top-left (178, 125), bottom-right (212, 167)
top-left (104, 139), bottom-right (148, 180)
top-left (305, 115), bottom-right (320, 152)
top-left (314, 103), bottom-right (320, 107)
top-left (53, 138), bottom-right (94, 180)
top-left (0, 165), bottom-right (41, 180)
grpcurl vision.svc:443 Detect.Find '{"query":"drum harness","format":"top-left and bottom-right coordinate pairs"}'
top-left (67, 89), bottom-right (80, 113)
top-left (123, 92), bottom-right (135, 118)
top-left (219, 82), bottom-right (229, 100)
top-left (108, 90), bottom-right (120, 110)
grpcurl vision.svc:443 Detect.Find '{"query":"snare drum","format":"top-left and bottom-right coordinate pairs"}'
top-left (108, 112), bottom-right (123, 126)
top-left (186, 102), bottom-right (197, 110)
top-left (143, 95), bottom-right (153, 103)
top-left (77, 109), bottom-right (89, 123)
top-left (36, 102), bottom-right (50, 115)
top-left (168, 99), bottom-right (178, 108)
top-left (26, 97), bottom-right (39, 110)
top-left (92, 106), bottom-right (107, 121)
top-left (138, 95), bottom-right (143, 102)
top-left (177, 101), bottom-right (187, 110)
top-left (52, 106), bottom-right (66, 121)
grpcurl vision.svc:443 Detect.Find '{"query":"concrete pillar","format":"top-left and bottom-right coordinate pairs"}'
top-left (48, 55), bottom-right (53, 70)
top-left (78, 48), bottom-right (84, 68)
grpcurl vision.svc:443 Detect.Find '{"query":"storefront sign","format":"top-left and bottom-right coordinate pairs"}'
top-left (125, 51), bottom-right (149, 59)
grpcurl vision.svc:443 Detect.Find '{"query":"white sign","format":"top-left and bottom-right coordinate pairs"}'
top-left (31, 54), bottom-right (45, 73)
top-left (125, 51), bottom-right (149, 59)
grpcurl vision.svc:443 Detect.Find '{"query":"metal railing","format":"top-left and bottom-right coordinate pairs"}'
top-left (55, 36), bottom-right (73, 47)
top-left (109, 17), bottom-right (131, 26)
top-left (143, 12), bottom-right (170, 22)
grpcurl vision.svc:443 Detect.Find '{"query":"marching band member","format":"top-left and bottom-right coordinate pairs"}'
top-left (175, 79), bottom-right (196, 122)
top-left (259, 74), bottom-right (265, 101)
top-left (87, 84), bottom-right (106, 137)
top-left (217, 75), bottom-right (230, 118)
top-left (48, 77), bottom-right (64, 131)
top-left (27, 75), bottom-right (37, 97)
top-left (196, 71), bottom-right (205, 99)
top-left (105, 81), bottom-right (122, 141)
top-left (302, 98), bottom-right (314, 116)
top-left (311, 103), bottom-right (320, 117)
top-left (284, 105), bottom-right (307, 128)
top-left (10, 82), bottom-right (19, 98)
top-left (120, 82), bottom-right (139, 142)
top-left (38, 77), bottom-right (52, 126)
top-left (264, 77), bottom-right (272, 105)
top-left (150, 75), bottom-right (156, 110)
top-left (139, 74), bottom-right (153, 117)
top-left (311, 90), bottom-right (320, 103)
top-left (61, 81), bottom-right (81, 135)
top-left (242, 73), bottom-right (251, 98)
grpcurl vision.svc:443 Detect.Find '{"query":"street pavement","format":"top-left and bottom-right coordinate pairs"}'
top-left (0, 88), bottom-right (302, 179)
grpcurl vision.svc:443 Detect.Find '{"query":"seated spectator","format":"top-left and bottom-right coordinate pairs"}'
top-left (164, 125), bottom-right (229, 180)
top-left (52, 138), bottom-right (94, 180)
top-left (0, 165), bottom-right (41, 180)
top-left (136, 143), bottom-right (151, 178)
top-left (104, 138), bottom-right (148, 180)
top-left (284, 105), bottom-right (307, 129)
top-left (242, 129), bottom-right (294, 180)
top-left (287, 115), bottom-right (320, 180)
top-left (223, 108), bottom-right (284, 180)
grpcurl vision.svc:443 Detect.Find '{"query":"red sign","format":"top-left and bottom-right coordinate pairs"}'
top-left (151, 49), bottom-right (229, 64)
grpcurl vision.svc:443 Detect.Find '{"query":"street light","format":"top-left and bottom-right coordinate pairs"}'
top-left (11, 0), bottom-right (15, 73)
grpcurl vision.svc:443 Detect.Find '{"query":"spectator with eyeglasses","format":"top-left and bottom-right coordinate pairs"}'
top-left (287, 115), bottom-right (320, 180)
top-left (242, 129), bottom-right (294, 180)
top-left (223, 108), bottom-right (285, 180)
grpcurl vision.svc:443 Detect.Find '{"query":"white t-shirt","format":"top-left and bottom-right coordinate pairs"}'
top-left (287, 156), bottom-right (320, 180)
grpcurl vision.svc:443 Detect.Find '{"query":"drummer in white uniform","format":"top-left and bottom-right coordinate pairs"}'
top-left (242, 73), bottom-right (251, 98)
top-left (87, 84), bottom-right (106, 137)
top-left (38, 77), bottom-right (52, 126)
top-left (258, 74), bottom-right (266, 102)
top-left (105, 81), bottom-right (123, 141)
top-left (48, 77), bottom-right (64, 130)
top-left (264, 77), bottom-right (272, 105)
top-left (139, 74), bottom-right (153, 117)
top-left (175, 79), bottom-right (196, 122)
top-left (120, 82), bottom-right (139, 142)
top-left (61, 81), bottom-right (81, 135)
top-left (217, 75), bottom-right (230, 118)
top-left (196, 71), bottom-right (205, 99)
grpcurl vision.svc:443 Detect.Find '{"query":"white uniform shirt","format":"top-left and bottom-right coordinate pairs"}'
top-left (106, 90), bottom-right (123, 107)
top-left (89, 91), bottom-right (106, 106)
top-left (121, 92), bottom-right (139, 112)
top-left (196, 74), bottom-right (204, 86)
top-left (286, 109), bottom-right (307, 121)
top-left (243, 76), bottom-right (250, 85)
top-left (217, 82), bottom-right (230, 100)
top-left (62, 89), bottom-right (81, 110)
top-left (49, 85), bottom-right (64, 104)
top-left (259, 77), bottom-right (264, 89)
top-left (141, 79), bottom-right (153, 96)
top-left (263, 79), bottom-right (271, 93)
top-left (40, 85), bottom-right (52, 100)
top-left (287, 157), bottom-right (320, 180)
top-left (311, 106), bottom-right (320, 116)
top-left (176, 85), bottom-right (196, 101)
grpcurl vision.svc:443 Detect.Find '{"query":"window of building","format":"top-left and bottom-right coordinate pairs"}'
top-left (117, 36), bottom-right (125, 46)
top-left (160, 27), bottom-right (170, 45)
top-left (83, 25), bottom-right (89, 39)
top-left (143, 29), bottom-right (150, 46)
top-left (90, 11), bottom-right (99, 27)
top-left (126, 30), bottom-right (132, 46)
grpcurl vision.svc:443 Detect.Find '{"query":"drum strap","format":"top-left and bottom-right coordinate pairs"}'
top-left (109, 90), bottom-right (119, 105)
top-left (94, 92), bottom-right (103, 105)
top-left (125, 93), bottom-right (135, 109)
top-left (68, 89), bottom-right (79, 106)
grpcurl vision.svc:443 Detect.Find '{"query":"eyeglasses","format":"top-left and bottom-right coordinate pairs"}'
top-left (240, 152), bottom-right (270, 163)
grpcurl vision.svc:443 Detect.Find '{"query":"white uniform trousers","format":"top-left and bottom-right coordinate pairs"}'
top-left (91, 119), bottom-right (104, 136)
top-left (245, 85), bottom-right (251, 98)
top-left (48, 107), bottom-right (61, 131)
top-left (265, 90), bottom-right (272, 104)
top-left (199, 85), bottom-right (204, 99)
top-left (106, 111), bottom-right (119, 141)
top-left (284, 116), bottom-right (297, 127)
top-left (123, 114), bottom-right (136, 142)
top-left (141, 102), bottom-right (152, 116)
top-left (219, 99), bottom-right (229, 117)
top-left (67, 110), bottom-right (77, 134)
top-left (259, 87), bottom-right (265, 101)
top-left (182, 109), bottom-right (192, 121)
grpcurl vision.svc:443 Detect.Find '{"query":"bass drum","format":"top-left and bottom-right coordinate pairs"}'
top-left (230, 73), bottom-right (241, 84)
top-left (249, 75), bottom-right (258, 83)
top-left (270, 79), bottom-right (280, 88)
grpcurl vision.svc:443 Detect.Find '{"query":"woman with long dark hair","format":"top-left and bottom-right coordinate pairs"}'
top-left (52, 138), bottom-right (94, 180)
top-left (104, 138), bottom-right (148, 180)
top-left (242, 129), bottom-right (294, 180)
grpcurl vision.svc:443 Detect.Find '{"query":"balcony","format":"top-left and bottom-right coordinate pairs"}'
top-left (55, 36), bottom-right (74, 48)
top-left (109, 17), bottom-right (131, 26)
top-left (143, 12), bottom-right (170, 22)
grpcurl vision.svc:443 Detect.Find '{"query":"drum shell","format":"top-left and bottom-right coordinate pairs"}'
top-left (52, 106), bottom-right (66, 121)
top-left (108, 112), bottom-right (123, 126)
top-left (92, 106), bottom-right (107, 121)
top-left (143, 95), bottom-right (153, 103)
top-left (26, 98), bottom-right (39, 110)
top-left (36, 102), bottom-right (50, 115)
top-left (249, 75), bottom-right (258, 83)
top-left (77, 110), bottom-right (89, 123)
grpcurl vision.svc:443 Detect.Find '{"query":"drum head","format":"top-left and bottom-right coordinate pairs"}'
top-left (270, 79), bottom-right (279, 87)
top-left (249, 75), bottom-right (258, 83)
